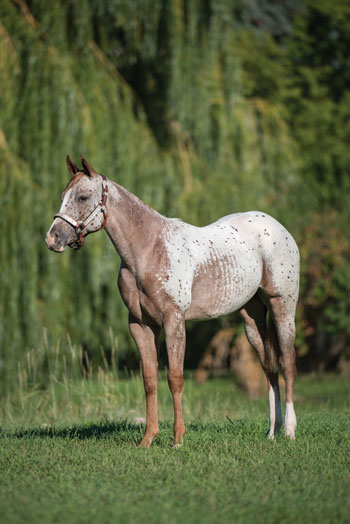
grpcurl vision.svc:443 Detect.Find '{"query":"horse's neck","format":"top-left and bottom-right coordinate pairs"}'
top-left (105, 181), bottom-right (165, 271)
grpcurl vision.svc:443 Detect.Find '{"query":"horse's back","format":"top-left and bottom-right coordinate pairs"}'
top-left (210, 212), bottom-right (299, 267)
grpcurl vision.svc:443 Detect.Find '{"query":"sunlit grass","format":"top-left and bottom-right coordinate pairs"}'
top-left (1, 343), bottom-right (350, 524)
top-left (1, 339), bottom-right (349, 430)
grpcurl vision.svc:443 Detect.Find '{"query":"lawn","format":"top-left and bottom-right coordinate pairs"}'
top-left (1, 373), bottom-right (349, 524)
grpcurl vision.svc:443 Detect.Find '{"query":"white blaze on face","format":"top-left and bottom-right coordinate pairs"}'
top-left (59, 188), bottom-right (73, 215)
top-left (47, 188), bottom-right (74, 240)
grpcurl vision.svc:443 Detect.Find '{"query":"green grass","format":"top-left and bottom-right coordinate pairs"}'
top-left (1, 373), bottom-right (350, 524)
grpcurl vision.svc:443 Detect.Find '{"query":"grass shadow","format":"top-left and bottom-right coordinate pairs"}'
top-left (1, 420), bottom-right (146, 444)
top-left (0, 418), bottom-right (269, 445)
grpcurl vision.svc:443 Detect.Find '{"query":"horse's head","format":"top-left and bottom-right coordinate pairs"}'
top-left (45, 155), bottom-right (108, 252)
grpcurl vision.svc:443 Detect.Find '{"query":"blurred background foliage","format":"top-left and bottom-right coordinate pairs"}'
top-left (0, 0), bottom-right (349, 390)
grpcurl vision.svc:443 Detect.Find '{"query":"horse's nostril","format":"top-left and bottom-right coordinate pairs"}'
top-left (46, 231), bottom-right (59, 245)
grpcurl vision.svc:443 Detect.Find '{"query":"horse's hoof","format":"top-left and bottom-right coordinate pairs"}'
top-left (172, 435), bottom-right (184, 448)
top-left (266, 425), bottom-right (281, 439)
top-left (137, 438), bottom-right (152, 448)
top-left (285, 431), bottom-right (295, 440)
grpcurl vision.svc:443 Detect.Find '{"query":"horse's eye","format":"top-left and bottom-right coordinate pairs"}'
top-left (78, 195), bottom-right (88, 202)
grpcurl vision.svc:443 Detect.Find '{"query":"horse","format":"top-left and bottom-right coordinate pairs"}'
top-left (46, 155), bottom-right (299, 447)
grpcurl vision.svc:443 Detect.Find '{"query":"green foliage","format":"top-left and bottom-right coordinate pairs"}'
top-left (0, 0), bottom-right (348, 387)
top-left (0, 0), bottom-right (173, 388)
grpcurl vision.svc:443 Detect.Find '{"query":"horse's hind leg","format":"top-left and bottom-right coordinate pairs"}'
top-left (269, 296), bottom-right (297, 439)
top-left (264, 315), bottom-right (283, 438)
top-left (240, 296), bottom-right (282, 438)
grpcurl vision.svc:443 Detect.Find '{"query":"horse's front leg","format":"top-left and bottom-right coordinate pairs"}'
top-left (163, 309), bottom-right (186, 447)
top-left (128, 314), bottom-right (160, 447)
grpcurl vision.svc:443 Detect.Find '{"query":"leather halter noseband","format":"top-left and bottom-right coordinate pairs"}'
top-left (54, 175), bottom-right (109, 248)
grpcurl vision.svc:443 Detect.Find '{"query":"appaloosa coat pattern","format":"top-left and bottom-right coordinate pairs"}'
top-left (46, 156), bottom-right (299, 447)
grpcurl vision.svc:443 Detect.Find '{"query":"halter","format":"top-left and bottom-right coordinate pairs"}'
top-left (54, 175), bottom-right (109, 248)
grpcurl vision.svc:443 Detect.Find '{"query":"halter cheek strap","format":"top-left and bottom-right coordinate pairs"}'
top-left (54, 175), bottom-right (109, 247)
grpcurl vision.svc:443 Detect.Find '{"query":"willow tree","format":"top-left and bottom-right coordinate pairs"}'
top-left (0, 0), bottom-right (348, 388)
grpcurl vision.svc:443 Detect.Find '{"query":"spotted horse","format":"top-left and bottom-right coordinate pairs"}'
top-left (46, 156), bottom-right (300, 447)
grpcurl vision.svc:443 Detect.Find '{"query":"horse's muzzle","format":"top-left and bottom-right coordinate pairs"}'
top-left (45, 231), bottom-right (66, 252)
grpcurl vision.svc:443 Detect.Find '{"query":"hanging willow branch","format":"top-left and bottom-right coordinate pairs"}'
top-left (0, 0), bottom-right (347, 388)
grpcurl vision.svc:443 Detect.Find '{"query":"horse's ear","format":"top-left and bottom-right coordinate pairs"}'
top-left (66, 155), bottom-right (79, 176)
top-left (80, 155), bottom-right (98, 177)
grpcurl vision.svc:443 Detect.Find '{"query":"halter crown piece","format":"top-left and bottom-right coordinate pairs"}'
top-left (54, 175), bottom-right (109, 248)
